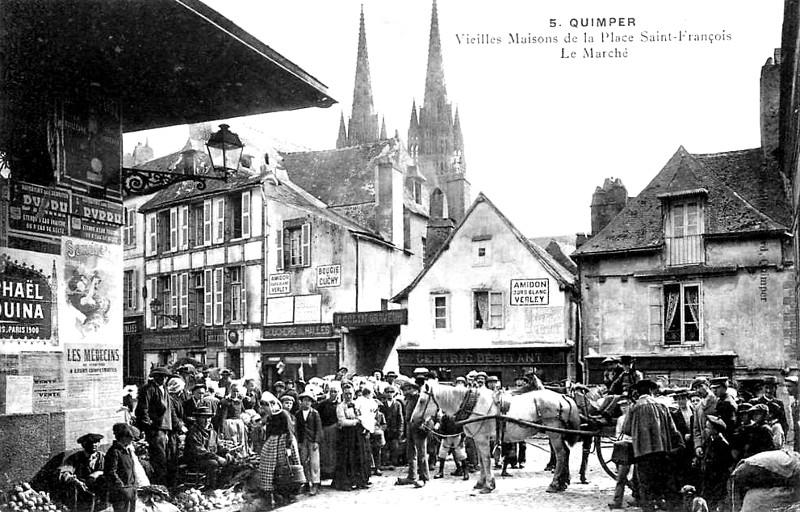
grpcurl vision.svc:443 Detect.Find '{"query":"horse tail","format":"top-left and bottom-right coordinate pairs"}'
top-left (563, 396), bottom-right (582, 446)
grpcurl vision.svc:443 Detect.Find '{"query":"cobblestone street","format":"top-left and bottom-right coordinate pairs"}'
top-left (285, 438), bottom-right (621, 512)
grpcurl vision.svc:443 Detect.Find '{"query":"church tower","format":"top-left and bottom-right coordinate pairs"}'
top-left (337, 6), bottom-right (380, 148)
top-left (410, 0), bottom-right (470, 222)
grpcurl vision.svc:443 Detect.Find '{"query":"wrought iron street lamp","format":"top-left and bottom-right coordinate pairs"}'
top-left (149, 297), bottom-right (181, 324)
top-left (123, 124), bottom-right (244, 195)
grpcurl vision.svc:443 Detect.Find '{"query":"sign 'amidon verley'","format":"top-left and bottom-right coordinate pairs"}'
top-left (509, 278), bottom-right (549, 306)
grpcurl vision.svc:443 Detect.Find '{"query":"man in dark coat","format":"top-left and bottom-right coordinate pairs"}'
top-left (691, 377), bottom-right (718, 460)
top-left (701, 415), bottom-right (733, 512)
top-left (710, 377), bottom-right (737, 440)
top-left (183, 383), bottom-right (215, 427)
top-left (754, 376), bottom-right (788, 433)
top-left (623, 379), bottom-right (683, 512)
top-left (395, 382), bottom-right (429, 488)
top-left (104, 424), bottom-right (140, 512)
top-left (295, 391), bottom-right (323, 495)
top-left (183, 405), bottom-right (229, 487)
top-left (58, 433), bottom-right (106, 512)
top-left (134, 366), bottom-right (179, 485)
top-left (380, 386), bottom-right (404, 469)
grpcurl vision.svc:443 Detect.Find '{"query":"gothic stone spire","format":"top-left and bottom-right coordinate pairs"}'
top-left (346, 5), bottom-right (380, 147)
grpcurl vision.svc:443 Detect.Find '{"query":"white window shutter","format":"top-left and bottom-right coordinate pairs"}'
top-left (213, 197), bottom-right (225, 244)
top-left (148, 277), bottom-right (157, 328)
top-left (203, 200), bottom-right (212, 246)
top-left (301, 223), bottom-right (311, 267)
top-left (133, 269), bottom-right (139, 309)
top-left (276, 229), bottom-right (284, 271)
top-left (241, 266), bottom-right (247, 323)
top-left (145, 214), bottom-right (156, 256)
top-left (204, 269), bottom-right (213, 326)
top-left (242, 191), bottom-right (251, 239)
top-left (213, 268), bottom-right (224, 325)
top-left (180, 273), bottom-right (188, 327)
top-left (180, 205), bottom-right (189, 250)
top-left (648, 284), bottom-right (663, 346)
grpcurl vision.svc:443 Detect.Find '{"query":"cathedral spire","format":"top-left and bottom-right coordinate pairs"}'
top-left (380, 116), bottom-right (387, 140)
top-left (336, 111), bottom-right (348, 149)
top-left (407, 100), bottom-right (419, 158)
top-left (345, 5), bottom-right (380, 147)
top-left (423, 0), bottom-right (448, 111)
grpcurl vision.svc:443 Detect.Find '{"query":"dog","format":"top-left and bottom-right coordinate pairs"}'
top-left (680, 485), bottom-right (709, 512)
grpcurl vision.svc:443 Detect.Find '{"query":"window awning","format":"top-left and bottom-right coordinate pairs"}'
top-left (1, 0), bottom-right (336, 133)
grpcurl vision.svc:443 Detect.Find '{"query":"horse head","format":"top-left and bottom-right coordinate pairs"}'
top-left (410, 382), bottom-right (438, 429)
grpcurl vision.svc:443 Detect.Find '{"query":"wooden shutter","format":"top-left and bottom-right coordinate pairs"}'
top-left (133, 269), bottom-right (139, 309)
top-left (276, 229), bottom-right (284, 271)
top-left (180, 205), bottom-right (189, 250)
top-left (188, 273), bottom-right (199, 325)
top-left (213, 268), bottom-right (224, 325)
top-left (213, 197), bottom-right (225, 244)
top-left (242, 191), bottom-right (251, 239)
top-left (648, 284), bottom-right (663, 346)
top-left (204, 269), bottom-right (213, 326)
top-left (180, 273), bottom-right (188, 327)
top-left (147, 278), bottom-right (157, 328)
top-left (145, 214), bottom-right (155, 256)
top-left (170, 274), bottom-right (178, 326)
top-left (241, 266), bottom-right (247, 323)
top-left (301, 223), bottom-right (311, 267)
top-left (223, 267), bottom-right (232, 325)
top-left (203, 200), bottom-right (212, 246)
top-left (169, 208), bottom-right (178, 251)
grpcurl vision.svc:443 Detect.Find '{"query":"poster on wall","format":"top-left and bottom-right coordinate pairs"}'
top-left (61, 237), bottom-right (122, 343)
top-left (69, 194), bottom-right (123, 244)
top-left (7, 181), bottom-right (70, 238)
top-left (0, 248), bottom-right (58, 344)
top-left (20, 351), bottom-right (65, 412)
top-left (57, 90), bottom-right (123, 199)
top-left (64, 343), bottom-right (122, 409)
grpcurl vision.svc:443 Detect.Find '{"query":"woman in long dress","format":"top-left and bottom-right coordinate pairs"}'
top-left (257, 392), bottom-right (302, 507)
top-left (331, 381), bottom-right (371, 491)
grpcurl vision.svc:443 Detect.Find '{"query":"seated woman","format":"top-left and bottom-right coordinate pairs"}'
top-left (214, 384), bottom-right (252, 457)
top-left (58, 433), bottom-right (107, 512)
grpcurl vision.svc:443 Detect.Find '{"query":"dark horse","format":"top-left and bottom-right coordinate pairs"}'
top-left (411, 383), bottom-right (582, 493)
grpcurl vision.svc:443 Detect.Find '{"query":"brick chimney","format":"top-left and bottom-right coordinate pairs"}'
top-left (591, 178), bottom-right (627, 237)
top-left (761, 49), bottom-right (780, 165)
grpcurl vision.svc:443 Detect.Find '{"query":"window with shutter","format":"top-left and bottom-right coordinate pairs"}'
top-left (124, 208), bottom-right (137, 247)
top-left (242, 191), bottom-right (251, 239)
top-left (275, 229), bottom-right (284, 271)
top-left (213, 197), bottom-right (225, 244)
top-left (191, 203), bottom-right (203, 248)
top-left (148, 278), bottom-right (157, 328)
top-left (204, 269), bottom-right (213, 326)
top-left (146, 214), bottom-right (157, 256)
top-left (301, 223), bottom-right (311, 267)
top-left (132, 269), bottom-right (139, 309)
top-left (241, 266), bottom-right (247, 323)
top-left (230, 267), bottom-right (242, 323)
top-left (189, 272), bottom-right (202, 325)
top-left (648, 285), bottom-right (663, 345)
top-left (180, 205), bottom-right (189, 250)
top-left (213, 268), bottom-right (223, 325)
top-left (123, 270), bottom-right (135, 310)
top-left (203, 200), bottom-right (212, 245)
top-left (179, 273), bottom-right (188, 327)
top-left (170, 208), bottom-right (178, 252)
top-left (170, 274), bottom-right (178, 327)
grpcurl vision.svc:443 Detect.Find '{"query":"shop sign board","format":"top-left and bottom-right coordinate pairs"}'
top-left (261, 323), bottom-right (335, 339)
top-left (510, 278), bottom-right (549, 306)
top-left (333, 309), bottom-right (408, 327)
top-left (8, 181), bottom-right (70, 237)
top-left (316, 265), bottom-right (341, 288)
top-left (268, 273), bottom-right (290, 295)
top-left (294, 294), bottom-right (321, 323)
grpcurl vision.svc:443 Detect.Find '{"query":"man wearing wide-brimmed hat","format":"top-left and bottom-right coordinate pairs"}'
top-left (134, 366), bottom-right (178, 485)
top-left (183, 405), bottom-right (230, 487)
top-left (753, 375), bottom-right (789, 434)
top-left (58, 433), bottom-right (106, 512)
top-left (622, 379), bottom-right (683, 512)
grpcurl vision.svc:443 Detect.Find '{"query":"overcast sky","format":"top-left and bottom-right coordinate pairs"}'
top-left (124, 0), bottom-right (784, 238)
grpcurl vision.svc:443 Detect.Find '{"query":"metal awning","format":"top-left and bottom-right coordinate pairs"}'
top-left (1, 0), bottom-right (336, 133)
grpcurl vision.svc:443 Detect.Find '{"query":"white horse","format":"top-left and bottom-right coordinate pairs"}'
top-left (410, 383), bottom-right (582, 493)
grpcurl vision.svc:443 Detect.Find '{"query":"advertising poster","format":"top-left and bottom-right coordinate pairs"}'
top-left (8, 181), bottom-right (70, 237)
top-left (64, 343), bottom-right (122, 410)
top-left (0, 247), bottom-right (58, 345)
top-left (60, 237), bottom-right (122, 343)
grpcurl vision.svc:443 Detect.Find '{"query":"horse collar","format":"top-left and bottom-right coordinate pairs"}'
top-left (454, 388), bottom-right (479, 423)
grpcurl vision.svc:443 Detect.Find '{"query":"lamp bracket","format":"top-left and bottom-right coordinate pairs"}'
top-left (123, 168), bottom-right (228, 196)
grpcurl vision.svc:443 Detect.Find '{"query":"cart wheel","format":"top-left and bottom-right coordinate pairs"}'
top-left (594, 433), bottom-right (619, 480)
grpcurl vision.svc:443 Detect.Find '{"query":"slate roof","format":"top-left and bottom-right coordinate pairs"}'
top-left (392, 193), bottom-right (576, 302)
top-left (136, 150), bottom-right (371, 234)
top-left (573, 147), bottom-right (791, 257)
top-left (279, 140), bottom-right (393, 206)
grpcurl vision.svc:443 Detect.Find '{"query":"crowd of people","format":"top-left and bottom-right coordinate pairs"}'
top-left (595, 356), bottom-right (800, 512)
top-left (53, 359), bottom-right (800, 512)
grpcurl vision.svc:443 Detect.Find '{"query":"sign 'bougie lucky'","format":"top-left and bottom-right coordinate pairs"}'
top-left (510, 278), bottom-right (549, 306)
